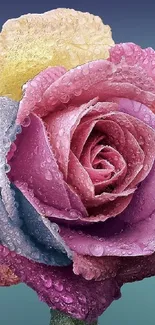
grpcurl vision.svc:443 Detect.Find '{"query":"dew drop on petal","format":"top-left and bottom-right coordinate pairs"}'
top-left (22, 116), bottom-right (31, 127)
top-left (89, 243), bottom-right (104, 256)
top-left (16, 125), bottom-right (22, 134)
top-left (44, 278), bottom-right (53, 289)
top-left (45, 170), bottom-right (53, 181)
top-left (62, 294), bottom-right (73, 304)
top-left (54, 280), bottom-right (64, 292)
top-left (5, 164), bottom-right (11, 173)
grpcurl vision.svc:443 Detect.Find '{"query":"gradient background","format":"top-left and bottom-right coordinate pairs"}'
top-left (0, 0), bottom-right (155, 324)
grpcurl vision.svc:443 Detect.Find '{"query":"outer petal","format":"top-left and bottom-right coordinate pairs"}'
top-left (0, 8), bottom-right (114, 101)
top-left (17, 67), bottom-right (67, 124)
top-left (41, 60), bottom-right (155, 116)
top-left (0, 245), bottom-right (121, 323)
top-left (109, 42), bottom-right (155, 80)
top-left (117, 253), bottom-right (155, 285)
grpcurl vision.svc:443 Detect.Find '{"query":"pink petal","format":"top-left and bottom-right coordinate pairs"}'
top-left (16, 67), bottom-right (66, 124)
top-left (94, 112), bottom-right (145, 192)
top-left (86, 195), bottom-right (133, 221)
top-left (117, 98), bottom-right (155, 129)
top-left (90, 149), bottom-right (127, 193)
top-left (67, 151), bottom-right (94, 202)
top-left (44, 98), bottom-right (97, 178)
top-left (81, 143), bottom-right (127, 193)
top-left (71, 122), bottom-right (103, 160)
top-left (60, 170), bottom-right (155, 257)
top-left (71, 101), bottom-right (118, 161)
top-left (113, 130), bottom-right (144, 192)
top-left (65, 183), bottom-right (88, 218)
top-left (117, 99), bottom-right (155, 185)
top-left (87, 187), bottom-right (135, 208)
top-left (41, 60), bottom-right (155, 115)
top-left (109, 42), bottom-right (155, 80)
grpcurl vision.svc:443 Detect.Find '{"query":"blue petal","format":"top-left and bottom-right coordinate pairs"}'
top-left (13, 184), bottom-right (72, 259)
top-left (0, 97), bottom-right (21, 225)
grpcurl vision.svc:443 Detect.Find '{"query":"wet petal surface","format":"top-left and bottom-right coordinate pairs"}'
top-left (0, 245), bottom-right (121, 323)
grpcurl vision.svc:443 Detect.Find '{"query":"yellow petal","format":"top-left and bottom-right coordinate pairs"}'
top-left (0, 8), bottom-right (114, 101)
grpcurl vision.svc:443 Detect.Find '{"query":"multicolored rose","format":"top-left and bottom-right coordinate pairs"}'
top-left (1, 8), bottom-right (155, 325)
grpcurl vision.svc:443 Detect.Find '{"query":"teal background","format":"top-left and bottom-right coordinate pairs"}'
top-left (1, 279), bottom-right (155, 324)
top-left (1, 0), bottom-right (155, 324)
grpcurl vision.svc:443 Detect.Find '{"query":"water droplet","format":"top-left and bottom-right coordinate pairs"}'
top-left (144, 114), bottom-right (150, 123)
top-left (74, 89), bottom-right (82, 96)
top-left (45, 170), bottom-right (53, 181)
top-left (69, 209), bottom-right (82, 219)
top-left (16, 125), bottom-right (22, 134)
top-left (62, 294), bottom-right (73, 304)
top-left (139, 136), bottom-right (145, 146)
top-left (54, 296), bottom-right (59, 303)
top-left (41, 161), bottom-right (46, 168)
top-left (34, 146), bottom-right (39, 155)
top-left (60, 94), bottom-right (70, 103)
top-left (54, 281), bottom-right (63, 292)
top-left (2, 247), bottom-right (9, 257)
top-left (44, 279), bottom-right (52, 288)
top-left (5, 164), bottom-right (11, 173)
top-left (89, 243), bottom-right (104, 256)
top-left (47, 157), bottom-right (51, 163)
top-left (22, 116), bottom-right (31, 127)
top-left (56, 141), bottom-right (60, 149)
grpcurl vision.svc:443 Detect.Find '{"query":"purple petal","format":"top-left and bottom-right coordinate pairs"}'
top-left (0, 245), bottom-right (121, 323)
top-left (118, 98), bottom-right (155, 128)
top-left (117, 252), bottom-right (155, 285)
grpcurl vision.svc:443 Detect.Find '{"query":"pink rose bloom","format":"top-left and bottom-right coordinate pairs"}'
top-left (1, 43), bottom-right (155, 323)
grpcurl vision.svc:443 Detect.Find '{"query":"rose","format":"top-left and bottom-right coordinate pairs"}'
top-left (1, 9), bottom-right (155, 325)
